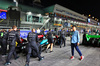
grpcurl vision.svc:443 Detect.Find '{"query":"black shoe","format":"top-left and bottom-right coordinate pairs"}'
top-left (50, 51), bottom-right (53, 53)
top-left (25, 63), bottom-right (29, 66)
top-left (39, 57), bottom-right (44, 61)
top-left (5, 62), bottom-right (11, 65)
top-left (15, 56), bottom-right (20, 60)
top-left (60, 46), bottom-right (62, 48)
top-left (63, 46), bottom-right (66, 47)
top-left (45, 49), bottom-right (48, 53)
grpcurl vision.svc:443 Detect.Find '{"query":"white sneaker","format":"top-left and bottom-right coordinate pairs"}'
top-left (2, 55), bottom-right (7, 57)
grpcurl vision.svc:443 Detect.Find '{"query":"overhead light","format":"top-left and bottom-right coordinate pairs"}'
top-left (59, 18), bottom-right (62, 21)
top-left (13, 0), bottom-right (17, 2)
top-left (89, 14), bottom-right (91, 17)
top-left (26, 12), bottom-right (32, 15)
top-left (95, 18), bottom-right (97, 20)
top-left (97, 19), bottom-right (99, 21)
top-left (46, 15), bottom-right (49, 18)
top-left (37, 14), bottom-right (41, 17)
top-left (54, 17), bottom-right (57, 20)
top-left (92, 16), bottom-right (94, 19)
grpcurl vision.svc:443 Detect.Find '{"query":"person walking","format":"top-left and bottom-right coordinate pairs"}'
top-left (46, 29), bottom-right (54, 53)
top-left (70, 25), bottom-right (84, 61)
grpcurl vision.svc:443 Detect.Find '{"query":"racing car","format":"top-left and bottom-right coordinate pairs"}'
top-left (82, 33), bottom-right (100, 47)
top-left (15, 35), bottom-right (49, 56)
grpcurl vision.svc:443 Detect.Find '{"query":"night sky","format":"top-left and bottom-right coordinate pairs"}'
top-left (8, 0), bottom-right (100, 21)
top-left (41, 0), bottom-right (100, 21)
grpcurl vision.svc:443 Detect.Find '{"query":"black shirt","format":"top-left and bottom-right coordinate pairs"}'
top-left (47, 31), bottom-right (53, 38)
top-left (60, 30), bottom-right (66, 37)
top-left (27, 32), bottom-right (38, 43)
top-left (6, 30), bottom-right (21, 45)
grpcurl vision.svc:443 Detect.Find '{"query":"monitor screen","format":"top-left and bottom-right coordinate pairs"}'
top-left (0, 12), bottom-right (7, 19)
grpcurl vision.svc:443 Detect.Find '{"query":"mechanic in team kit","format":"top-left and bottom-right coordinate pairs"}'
top-left (25, 28), bottom-right (44, 66)
top-left (1, 29), bottom-right (8, 57)
top-left (60, 28), bottom-right (66, 48)
top-left (5, 26), bottom-right (21, 65)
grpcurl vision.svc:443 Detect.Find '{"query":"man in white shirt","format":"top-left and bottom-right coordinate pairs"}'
top-left (37, 28), bottom-right (40, 34)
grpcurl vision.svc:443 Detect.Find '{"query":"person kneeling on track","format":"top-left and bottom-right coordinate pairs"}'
top-left (25, 28), bottom-right (44, 66)
top-left (46, 29), bottom-right (54, 53)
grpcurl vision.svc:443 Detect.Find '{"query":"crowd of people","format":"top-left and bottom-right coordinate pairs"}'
top-left (0, 25), bottom-right (86, 66)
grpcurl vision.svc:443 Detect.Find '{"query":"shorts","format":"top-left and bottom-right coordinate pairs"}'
top-left (48, 38), bottom-right (53, 44)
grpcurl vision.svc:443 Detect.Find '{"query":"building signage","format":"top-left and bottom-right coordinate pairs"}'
top-left (20, 30), bottom-right (49, 38)
top-left (20, 31), bottom-right (31, 38)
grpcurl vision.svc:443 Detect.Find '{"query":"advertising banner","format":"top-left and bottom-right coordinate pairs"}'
top-left (20, 30), bottom-right (49, 38)
top-left (20, 31), bottom-right (31, 38)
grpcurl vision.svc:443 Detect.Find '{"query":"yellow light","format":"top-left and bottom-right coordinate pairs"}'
top-left (97, 19), bottom-right (99, 21)
top-left (92, 16), bottom-right (94, 19)
top-left (89, 14), bottom-right (91, 17)
top-left (95, 18), bottom-right (97, 20)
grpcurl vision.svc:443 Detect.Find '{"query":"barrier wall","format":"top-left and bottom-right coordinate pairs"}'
top-left (20, 30), bottom-right (49, 38)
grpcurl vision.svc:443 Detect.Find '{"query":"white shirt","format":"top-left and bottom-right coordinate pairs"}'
top-left (37, 29), bottom-right (40, 33)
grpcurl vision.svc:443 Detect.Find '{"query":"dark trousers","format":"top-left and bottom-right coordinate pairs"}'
top-left (26, 43), bottom-right (41, 63)
top-left (37, 43), bottom-right (42, 54)
top-left (1, 39), bottom-right (7, 55)
top-left (0, 39), bottom-right (2, 45)
top-left (60, 37), bottom-right (66, 47)
top-left (71, 43), bottom-right (82, 56)
top-left (6, 45), bottom-right (17, 63)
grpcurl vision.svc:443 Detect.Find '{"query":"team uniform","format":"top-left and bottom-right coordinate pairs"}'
top-left (26, 32), bottom-right (44, 66)
top-left (5, 30), bottom-right (21, 65)
top-left (1, 31), bottom-right (8, 56)
top-left (60, 30), bottom-right (66, 48)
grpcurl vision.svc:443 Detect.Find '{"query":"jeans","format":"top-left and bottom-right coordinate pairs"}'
top-left (71, 43), bottom-right (82, 56)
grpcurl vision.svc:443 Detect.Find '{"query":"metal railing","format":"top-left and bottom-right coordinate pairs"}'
top-left (40, 18), bottom-right (51, 30)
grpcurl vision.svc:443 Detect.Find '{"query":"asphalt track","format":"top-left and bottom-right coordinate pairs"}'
top-left (0, 36), bottom-right (100, 66)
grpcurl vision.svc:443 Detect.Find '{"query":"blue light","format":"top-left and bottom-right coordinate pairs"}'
top-left (98, 23), bottom-right (99, 25)
top-left (88, 18), bottom-right (90, 23)
top-left (0, 12), bottom-right (6, 19)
